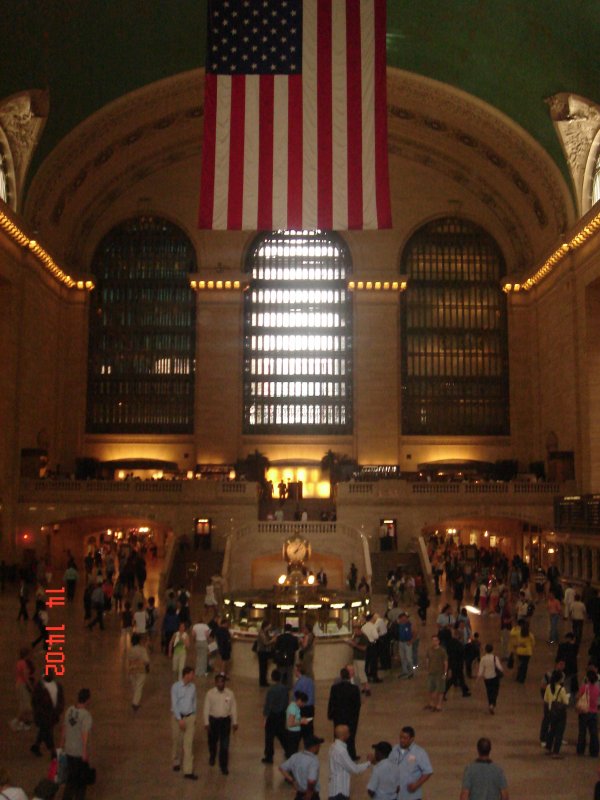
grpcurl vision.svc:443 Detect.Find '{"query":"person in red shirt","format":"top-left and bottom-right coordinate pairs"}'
top-left (547, 592), bottom-right (561, 644)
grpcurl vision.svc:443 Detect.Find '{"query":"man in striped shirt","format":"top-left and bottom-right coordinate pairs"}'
top-left (328, 724), bottom-right (372, 800)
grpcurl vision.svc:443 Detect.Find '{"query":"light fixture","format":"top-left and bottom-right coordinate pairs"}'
top-left (330, 603), bottom-right (345, 609)
top-left (307, 575), bottom-right (316, 585)
top-left (351, 601), bottom-right (362, 608)
top-left (277, 575), bottom-right (286, 585)
top-left (253, 603), bottom-right (268, 609)
top-left (233, 601), bottom-right (245, 608)
top-left (304, 603), bottom-right (322, 609)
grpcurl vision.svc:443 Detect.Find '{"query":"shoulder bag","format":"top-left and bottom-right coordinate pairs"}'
top-left (576, 686), bottom-right (590, 714)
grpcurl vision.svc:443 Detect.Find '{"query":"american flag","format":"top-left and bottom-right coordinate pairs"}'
top-left (198, 0), bottom-right (391, 231)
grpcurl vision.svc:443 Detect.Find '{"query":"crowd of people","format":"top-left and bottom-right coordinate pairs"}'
top-left (6, 536), bottom-right (600, 798)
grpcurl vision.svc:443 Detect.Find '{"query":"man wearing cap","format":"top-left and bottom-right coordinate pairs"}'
top-left (171, 666), bottom-right (198, 780)
top-left (328, 724), bottom-right (372, 800)
top-left (389, 726), bottom-right (433, 800)
top-left (460, 737), bottom-right (508, 800)
top-left (368, 741), bottom-right (400, 800)
top-left (279, 733), bottom-right (324, 800)
top-left (203, 671), bottom-right (238, 775)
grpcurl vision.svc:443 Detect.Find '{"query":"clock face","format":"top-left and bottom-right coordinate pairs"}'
top-left (285, 537), bottom-right (309, 564)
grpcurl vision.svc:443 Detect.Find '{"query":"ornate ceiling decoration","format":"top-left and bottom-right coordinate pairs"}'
top-left (24, 68), bottom-right (574, 278)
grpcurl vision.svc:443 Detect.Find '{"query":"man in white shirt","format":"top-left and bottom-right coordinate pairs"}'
top-left (328, 724), bottom-right (371, 800)
top-left (362, 614), bottom-right (381, 683)
top-left (133, 601), bottom-right (147, 635)
top-left (203, 672), bottom-right (238, 775)
top-left (192, 618), bottom-right (211, 677)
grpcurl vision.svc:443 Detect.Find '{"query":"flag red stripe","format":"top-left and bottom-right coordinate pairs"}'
top-left (227, 75), bottom-right (246, 230)
top-left (373, 0), bottom-right (392, 228)
top-left (287, 74), bottom-right (303, 230)
top-left (346, 0), bottom-right (363, 230)
top-left (317, 0), bottom-right (333, 230)
top-left (257, 75), bottom-right (274, 230)
top-left (198, 73), bottom-right (218, 228)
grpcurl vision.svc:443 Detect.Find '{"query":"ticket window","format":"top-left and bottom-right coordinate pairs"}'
top-left (379, 519), bottom-right (397, 551)
top-left (194, 517), bottom-right (212, 550)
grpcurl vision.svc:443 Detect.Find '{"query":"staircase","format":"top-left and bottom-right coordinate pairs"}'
top-left (167, 545), bottom-right (224, 597)
top-left (370, 550), bottom-right (421, 593)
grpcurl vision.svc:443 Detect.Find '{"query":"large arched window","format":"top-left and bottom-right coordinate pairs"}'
top-left (86, 216), bottom-right (196, 433)
top-left (401, 217), bottom-right (509, 436)
top-left (593, 152), bottom-right (600, 206)
top-left (243, 230), bottom-right (352, 434)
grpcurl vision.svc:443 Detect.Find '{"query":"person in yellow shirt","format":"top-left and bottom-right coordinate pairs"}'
top-left (509, 620), bottom-right (535, 683)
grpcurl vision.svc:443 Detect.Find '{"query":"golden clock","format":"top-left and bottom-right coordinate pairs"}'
top-left (283, 536), bottom-right (311, 565)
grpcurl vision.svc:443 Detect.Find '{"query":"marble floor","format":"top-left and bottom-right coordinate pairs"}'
top-left (1, 572), bottom-right (598, 800)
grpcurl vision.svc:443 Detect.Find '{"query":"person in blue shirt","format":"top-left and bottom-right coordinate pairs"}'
top-left (389, 726), bottom-right (433, 800)
top-left (368, 741), bottom-right (400, 800)
top-left (397, 613), bottom-right (414, 678)
top-left (293, 665), bottom-right (315, 743)
top-left (286, 691), bottom-right (309, 757)
top-left (279, 733), bottom-right (324, 800)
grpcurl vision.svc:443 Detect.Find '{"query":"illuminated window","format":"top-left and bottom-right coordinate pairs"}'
top-left (243, 230), bottom-right (352, 433)
top-left (86, 216), bottom-right (196, 433)
top-left (0, 147), bottom-right (8, 204)
top-left (593, 153), bottom-right (600, 206)
top-left (401, 217), bottom-right (509, 435)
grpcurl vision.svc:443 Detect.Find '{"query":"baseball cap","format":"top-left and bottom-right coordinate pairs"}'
top-left (305, 734), bottom-right (325, 748)
top-left (372, 741), bottom-right (393, 757)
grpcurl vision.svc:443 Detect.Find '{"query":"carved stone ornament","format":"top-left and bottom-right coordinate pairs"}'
top-left (0, 90), bottom-right (48, 209)
top-left (546, 92), bottom-right (600, 215)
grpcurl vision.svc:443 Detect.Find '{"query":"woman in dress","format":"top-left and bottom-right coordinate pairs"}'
top-left (256, 620), bottom-right (274, 687)
top-left (168, 621), bottom-right (190, 680)
top-left (576, 669), bottom-right (600, 757)
top-left (11, 646), bottom-right (35, 731)
top-left (477, 643), bottom-right (503, 714)
top-left (299, 623), bottom-right (316, 679)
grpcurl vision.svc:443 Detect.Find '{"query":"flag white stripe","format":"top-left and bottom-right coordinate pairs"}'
top-left (213, 76), bottom-right (232, 229)
top-left (360, 1), bottom-right (377, 230)
top-left (272, 77), bottom-right (289, 230)
top-left (302, 0), bottom-right (318, 230)
top-left (331, 1), bottom-right (348, 230)
top-left (242, 75), bottom-right (260, 230)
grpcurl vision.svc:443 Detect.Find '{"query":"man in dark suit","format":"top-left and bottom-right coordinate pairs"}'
top-left (327, 667), bottom-right (361, 760)
top-left (274, 624), bottom-right (300, 688)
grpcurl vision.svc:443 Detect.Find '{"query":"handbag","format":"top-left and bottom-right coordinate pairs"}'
top-left (494, 657), bottom-right (503, 679)
top-left (576, 686), bottom-right (590, 714)
top-left (83, 762), bottom-right (97, 786)
top-left (549, 687), bottom-right (567, 721)
top-left (251, 639), bottom-right (258, 653)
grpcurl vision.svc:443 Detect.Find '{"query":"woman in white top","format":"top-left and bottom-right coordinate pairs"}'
top-left (168, 622), bottom-right (190, 680)
top-left (477, 643), bottom-right (503, 714)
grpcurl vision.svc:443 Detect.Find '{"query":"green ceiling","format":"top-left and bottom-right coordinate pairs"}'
top-left (2, 0), bottom-right (600, 190)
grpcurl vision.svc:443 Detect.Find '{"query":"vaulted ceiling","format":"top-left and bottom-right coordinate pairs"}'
top-left (3, 0), bottom-right (599, 187)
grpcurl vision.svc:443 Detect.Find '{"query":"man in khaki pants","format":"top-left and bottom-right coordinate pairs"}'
top-left (128, 633), bottom-right (149, 711)
top-left (171, 666), bottom-right (198, 780)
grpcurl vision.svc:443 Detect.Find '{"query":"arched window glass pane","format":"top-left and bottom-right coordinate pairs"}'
top-left (593, 155), bottom-right (600, 206)
top-left (86, 216), bottom-right (196, 433)
top-left (0, 149), bottom-right (8, 203)
top-left (243, 230), bottom-right (352, 434)
top-left (401, 217), bottom-right (509, 436)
